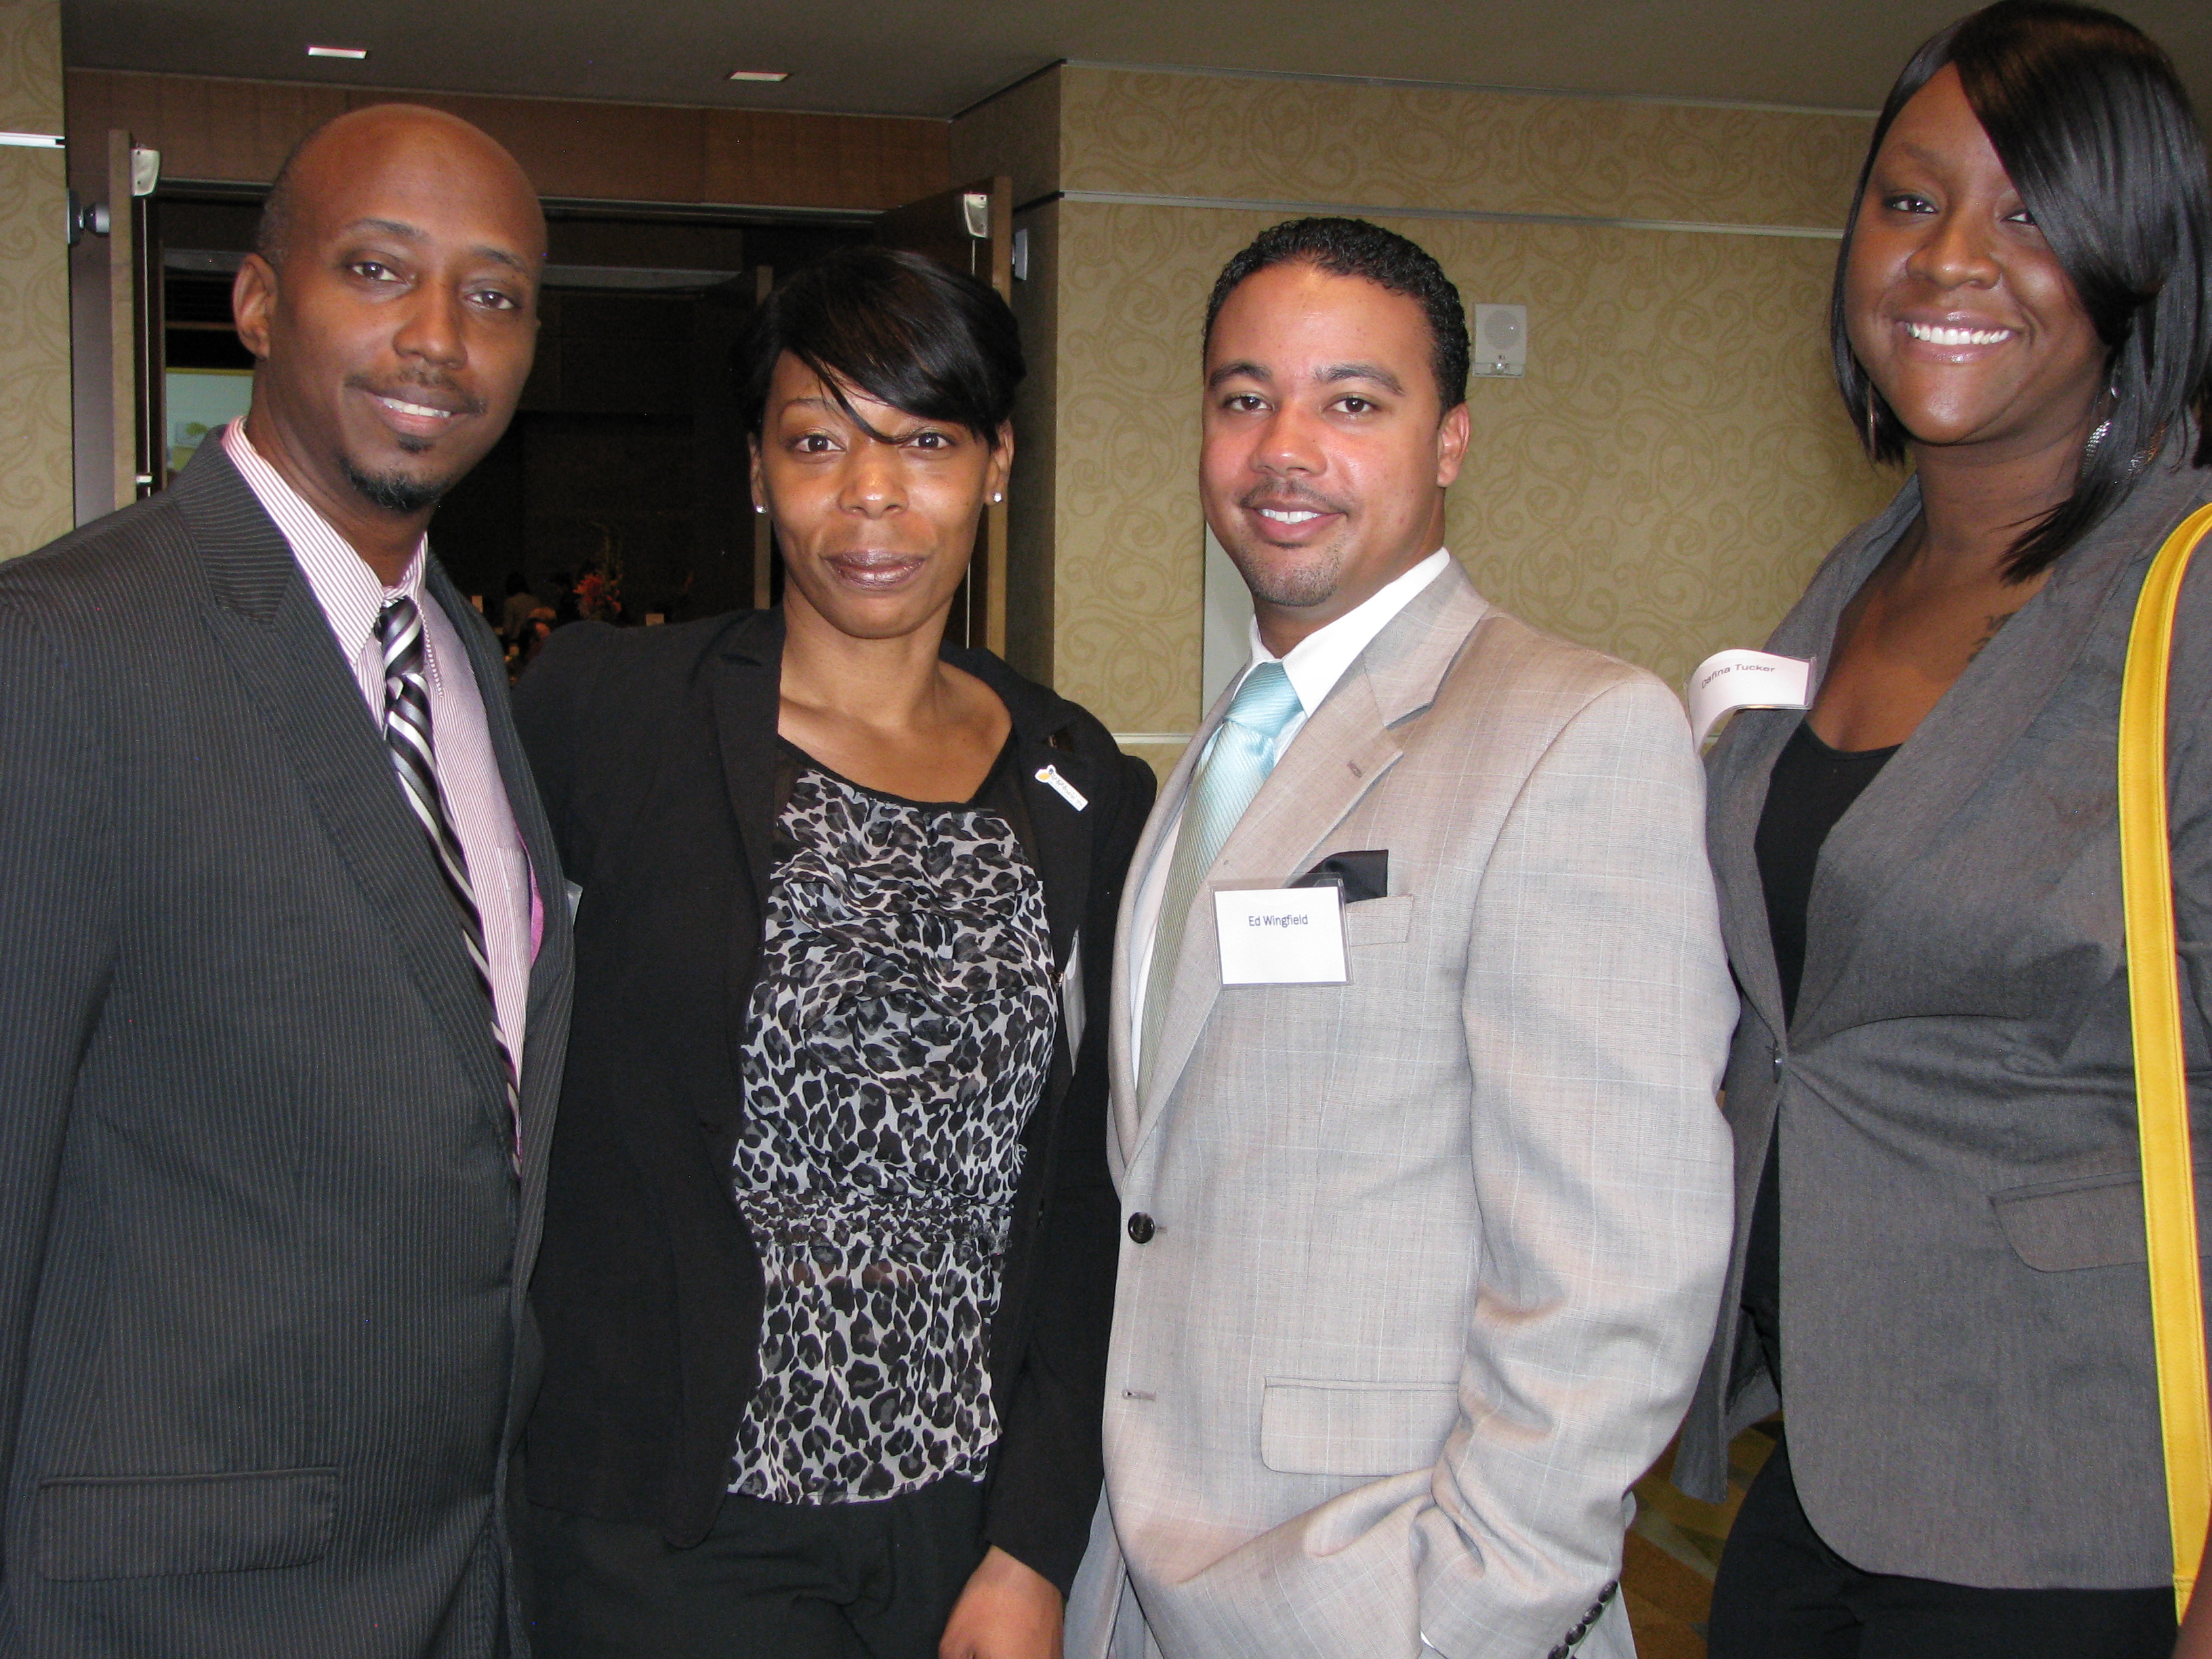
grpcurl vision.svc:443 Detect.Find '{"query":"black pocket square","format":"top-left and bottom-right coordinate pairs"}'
top-left (1292, 850), bottom-right (1389, 905)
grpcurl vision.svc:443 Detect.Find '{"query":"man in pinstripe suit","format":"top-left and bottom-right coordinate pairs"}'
top-left (0, 105), bottom-right (571, 1656)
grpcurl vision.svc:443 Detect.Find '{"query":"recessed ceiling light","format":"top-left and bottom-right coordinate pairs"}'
top-left (306, 45), bottom-right (369, 59)
top-left (726, 69), bottom-right (790, 82)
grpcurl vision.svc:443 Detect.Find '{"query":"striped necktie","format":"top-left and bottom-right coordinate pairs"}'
top-left (378, 595), bottom-right (521, 1165)
top-left (1140, 659), bottom-right (1303, 1094)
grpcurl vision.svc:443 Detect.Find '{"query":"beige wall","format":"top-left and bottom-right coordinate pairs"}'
top-left (0, 0), bottom-right (71, 558)
top-left (958, 65), bottom-right (1902, 764)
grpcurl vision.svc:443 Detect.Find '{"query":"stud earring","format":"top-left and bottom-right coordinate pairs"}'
top-left (991, 492), bottom-right (1004, 504)
top-left (754, 503), bottom-right (766, 514)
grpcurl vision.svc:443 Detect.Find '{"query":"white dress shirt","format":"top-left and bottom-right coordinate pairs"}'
top-left (222, 420), bottom-right (534, 1064)
top-left (1127, 548), bottom-right (1452, 1071)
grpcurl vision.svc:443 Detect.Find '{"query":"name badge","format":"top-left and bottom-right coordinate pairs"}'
top-left (1214, 886), bottom-right (1347, 985)
top-left (1034, 764), bottom-right (1088, 811)
top-left (1687, 649), bottom-right (1814, 746)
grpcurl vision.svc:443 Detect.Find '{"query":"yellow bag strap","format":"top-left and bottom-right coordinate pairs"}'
top-left (2119, 500), bottom-right (2212, 1618)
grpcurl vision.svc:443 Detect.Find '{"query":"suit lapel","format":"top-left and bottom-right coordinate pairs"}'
top-left (177, 449), bottom-right (513, 1119)
top-left (1108, 697), bottom-right (1220, 1174)
top-left (708, 612), bottom-right (789, 1080)
top-left (423, 557), bottom-right (574, 1187)
top-left (959, 651), bottom-right (1097, 980)
top-left (1010, 739), bottom-right (1094, 977)
top-left (1704, 481), bottom-right (1919, 1042)
top-left (1794, 457), bottom-right (2211, 1042)
top-left (1126, 563), bottom-right (1490, 1163)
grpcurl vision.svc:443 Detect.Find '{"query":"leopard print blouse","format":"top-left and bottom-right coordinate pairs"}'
top-left (728, 743), bottom-right (1057, 1504)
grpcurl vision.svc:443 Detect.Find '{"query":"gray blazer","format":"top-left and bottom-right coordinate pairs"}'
top-left (1674, 446), bottom-right (2212, 1589)
top-left (0, 444), bottom-right (573, 1656)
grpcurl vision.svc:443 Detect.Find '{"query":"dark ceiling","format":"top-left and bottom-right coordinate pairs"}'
top-left (60, 0), bottom-right (2212, 119)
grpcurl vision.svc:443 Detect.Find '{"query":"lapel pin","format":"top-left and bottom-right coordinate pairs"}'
top-left (1035, 764), bottom-right (1088, 811)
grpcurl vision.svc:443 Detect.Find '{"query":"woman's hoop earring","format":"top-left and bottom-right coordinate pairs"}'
top-left (1864, 384), bottom-right (1880, 456)
top-left (2082, 379), bottom-right (2121, 466)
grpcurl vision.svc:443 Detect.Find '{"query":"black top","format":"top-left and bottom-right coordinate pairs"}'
top-left (1742, 720), bottom-right (1898, 1395)
top-left (512, 609), bottom-right (1155, 1592)
top-left (730, 739), bottom-right (1057, 1504)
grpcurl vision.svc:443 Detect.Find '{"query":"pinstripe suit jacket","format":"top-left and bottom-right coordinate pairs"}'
top-left (1066, 561), bottom-right (1736, 1659)
top-left (0, 444), bottom-right (573, 1656)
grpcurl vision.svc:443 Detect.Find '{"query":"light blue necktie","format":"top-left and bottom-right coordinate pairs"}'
top-left (1141, 660), bottom-right (1303, 1091)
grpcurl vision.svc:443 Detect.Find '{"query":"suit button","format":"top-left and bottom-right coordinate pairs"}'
top-left (1127, 1213), bottom-right (1156, 1244)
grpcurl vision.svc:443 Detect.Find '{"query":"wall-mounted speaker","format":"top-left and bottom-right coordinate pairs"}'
top-left (1471, 303), bottom-right (1528, 379)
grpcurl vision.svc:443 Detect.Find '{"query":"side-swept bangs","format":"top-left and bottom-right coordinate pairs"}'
top-left (1833, 0), bottom-right (2212, 579)
top-left (739, 246), bottom-right (1023, 445)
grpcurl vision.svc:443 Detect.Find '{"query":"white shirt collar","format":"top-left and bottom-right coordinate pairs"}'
top-left (1245, 548), bottom-right (1452, 721)
top-left (222, 419), bottom-right (430, 668)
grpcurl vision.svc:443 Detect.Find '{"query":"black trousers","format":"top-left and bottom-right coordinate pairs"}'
top-left (518, 1477), bottom-right (987, 1659)
top-left (1707, 1433), bottom-right (2177, 1659)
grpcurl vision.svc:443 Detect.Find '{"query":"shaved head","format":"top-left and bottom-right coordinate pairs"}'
top-left (256, 104), bottom-right (544, 272)
top-left (233, 103), bottom-right (545, 580)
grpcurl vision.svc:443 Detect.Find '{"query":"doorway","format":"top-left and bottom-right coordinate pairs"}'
top-left (154, 191), bottom-right (867, 640)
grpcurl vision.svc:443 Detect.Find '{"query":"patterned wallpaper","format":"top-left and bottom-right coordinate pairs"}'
top-left (0, 0), bottom-right (72, 558)
top-left (962, 66), bottom-right (1899, 754)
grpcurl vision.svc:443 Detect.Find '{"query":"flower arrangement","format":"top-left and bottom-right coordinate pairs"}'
top-left (575, 568), bottom-right (623, 621)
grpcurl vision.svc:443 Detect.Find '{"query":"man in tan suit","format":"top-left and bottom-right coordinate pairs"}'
top-left (1066, 218), bottom-right (1736, 1659)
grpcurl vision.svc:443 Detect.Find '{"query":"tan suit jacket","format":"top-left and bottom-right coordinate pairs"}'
top-left (1068, 562), bottom-right (1736, 1659)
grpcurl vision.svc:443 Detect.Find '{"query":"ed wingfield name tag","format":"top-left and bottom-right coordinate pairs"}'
top-left (1214, 885), bottom-right (1347, 985)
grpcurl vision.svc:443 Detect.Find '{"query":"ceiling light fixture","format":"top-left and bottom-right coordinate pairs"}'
top-left (306, 45), bottom-right (369, 59)
top-left (726, 69), bottom-right (790, 82)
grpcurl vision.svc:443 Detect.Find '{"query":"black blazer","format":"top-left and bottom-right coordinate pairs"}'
top-left (514, 609), bottom-right (1153, 1593)
top-left (0, 444), bottom-right (573, 1656)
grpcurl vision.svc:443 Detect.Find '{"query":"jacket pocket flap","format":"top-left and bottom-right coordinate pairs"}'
top-left (37, 1468), bottom-right (339, 1581)
top-left (1343, 895), bottom-right (1414, 947)
top-left (1258, 1377), bottom-right (1458, 1477)
top-left (1989, 1171), bottom-right (2212, 1273)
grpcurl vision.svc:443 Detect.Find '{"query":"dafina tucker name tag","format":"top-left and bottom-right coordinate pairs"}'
top-left (1687, 649), bottom-right (1814, 746)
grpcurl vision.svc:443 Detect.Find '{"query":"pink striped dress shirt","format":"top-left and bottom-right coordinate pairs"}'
top-left (222, 420), bottom-right (534, 1067)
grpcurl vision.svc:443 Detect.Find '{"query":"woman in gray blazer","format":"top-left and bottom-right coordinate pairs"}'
top-left (1671, 5), bottom-right (2212, 1655)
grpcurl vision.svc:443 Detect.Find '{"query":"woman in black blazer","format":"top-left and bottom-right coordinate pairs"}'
top-left (512, 248), bottom-right (1153, 1659)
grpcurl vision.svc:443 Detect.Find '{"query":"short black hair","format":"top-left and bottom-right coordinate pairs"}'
top-left (1204, 218), bottom-right (1471, 413)
top-left (739, 246), bottom-right (1023, 443)
top-left (253, 123), bottom-right (323, 266)
top-left (1836, 0), bottom-right (2212, 579)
